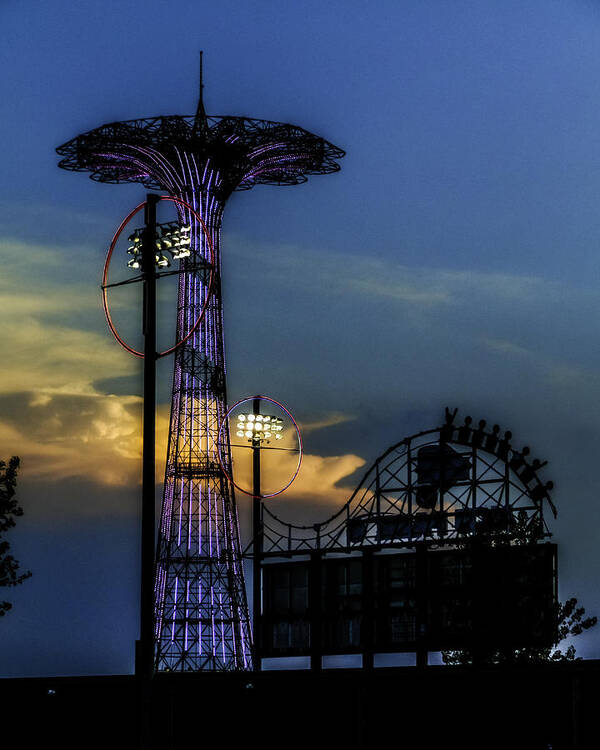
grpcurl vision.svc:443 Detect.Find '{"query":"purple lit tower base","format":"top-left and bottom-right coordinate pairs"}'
top-left (57, 87), bottom-right (344, 670)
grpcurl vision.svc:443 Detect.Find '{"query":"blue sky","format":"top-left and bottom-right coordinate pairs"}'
top-left (2, 0), bottom-right (600, 674)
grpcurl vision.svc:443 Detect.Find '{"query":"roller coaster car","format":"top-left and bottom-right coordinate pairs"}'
top-left (416, 443), bottom-right (471, 488)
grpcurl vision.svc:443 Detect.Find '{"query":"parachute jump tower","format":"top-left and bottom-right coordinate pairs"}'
top-left (57, 62), bottom-right (344, 671)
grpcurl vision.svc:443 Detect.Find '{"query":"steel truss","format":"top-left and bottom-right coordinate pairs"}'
top-left (261, 409), bottom-right (557, 557)
top-left (57, 98), bottom-right (344, 671)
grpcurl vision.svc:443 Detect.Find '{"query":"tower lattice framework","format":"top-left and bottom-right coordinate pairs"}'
top-left (57, 85), bottom-right (344, 670)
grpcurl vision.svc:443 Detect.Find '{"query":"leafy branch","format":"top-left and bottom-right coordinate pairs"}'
top-left (0, 457), bottom-right (31, 617)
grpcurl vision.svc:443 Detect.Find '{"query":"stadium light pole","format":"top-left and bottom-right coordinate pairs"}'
top-left (116, 196), bottom-right (194, 689)
top-left (100, 192), bottom-right (204, 691)
top-left (118, 194), bottom-right (194, 747)
top-left (137, 194), bottom-right (159, 688)
top-left (234, 399), bottom-right (285, 671)
top-left (252, 397), bottom-right (262, 672)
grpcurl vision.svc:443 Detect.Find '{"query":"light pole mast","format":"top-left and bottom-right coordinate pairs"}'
top-left (227, 397), bottom-right (292, 672)
top-left (252, 396), bottom-right (262, 671)
top-left (138, 194), bottom-right (159, 686)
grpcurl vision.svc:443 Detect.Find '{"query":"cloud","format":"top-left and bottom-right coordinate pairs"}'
top-left (0, 389), bottom-right (175, 488)
top-left (299, 412), bottom-right (356, 434)
top-left (235, 448), bottom-right (366, 527)
top-left (482, 337), bottom-right (533, 359)
top-left (226, 235), bottom-right (600, 417)
top-left (0, 238), bottom-right (136, 396)
top-left (227, 235), bottom-right (559, 311)
top-left (229, 421), bottom-right (366, 527)
top-left (3, 232), bottom-right (600, 542)
top-left (0, 237), bottom-right (145, 486)
top-left (0, 317), bottom-right (134, 397)
top-left (0, 236), bottom-right (368, 504)
top-left (285, 451), bottom-right (366, 505)
top-left (0, 391), bottom-right (138, 486)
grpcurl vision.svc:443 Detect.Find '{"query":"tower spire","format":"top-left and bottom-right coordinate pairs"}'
top-left (194, 51), bottom-right (209, 137)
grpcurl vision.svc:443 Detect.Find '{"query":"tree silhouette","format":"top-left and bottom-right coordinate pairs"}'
top-left (441, 504), bottom-right (598, 664)
top-left (442, 596), bottom-right (597, 665)
top-left (0, 457), bottom-right (31, 617)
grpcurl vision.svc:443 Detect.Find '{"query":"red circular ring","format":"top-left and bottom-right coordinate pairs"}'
top-left (217, 395), bottom-right (303, 499)
top-left (102, 196), bottom-right (215, 359)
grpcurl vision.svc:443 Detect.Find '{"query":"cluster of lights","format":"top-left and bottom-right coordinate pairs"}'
top-left (235, 413), bottom-right (284, 444)
top-left (127, 222), bottom-right (192, 270)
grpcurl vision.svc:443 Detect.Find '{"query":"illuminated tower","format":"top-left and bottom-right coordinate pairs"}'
top-left (56, 66), bottom-right (344, 670)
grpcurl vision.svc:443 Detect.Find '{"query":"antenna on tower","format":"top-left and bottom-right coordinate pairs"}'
top-left (194, 50), bottom-right (209, 137)
top-left (199, 51), bottom-right (204, 103)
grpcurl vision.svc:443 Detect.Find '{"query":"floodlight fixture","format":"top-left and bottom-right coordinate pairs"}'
top-left (218, 395), bottom-right (302, 501)
top-left (125, 220), bottom-right (192, 271)
top-left (236, 412), bottom-right (284, 444)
